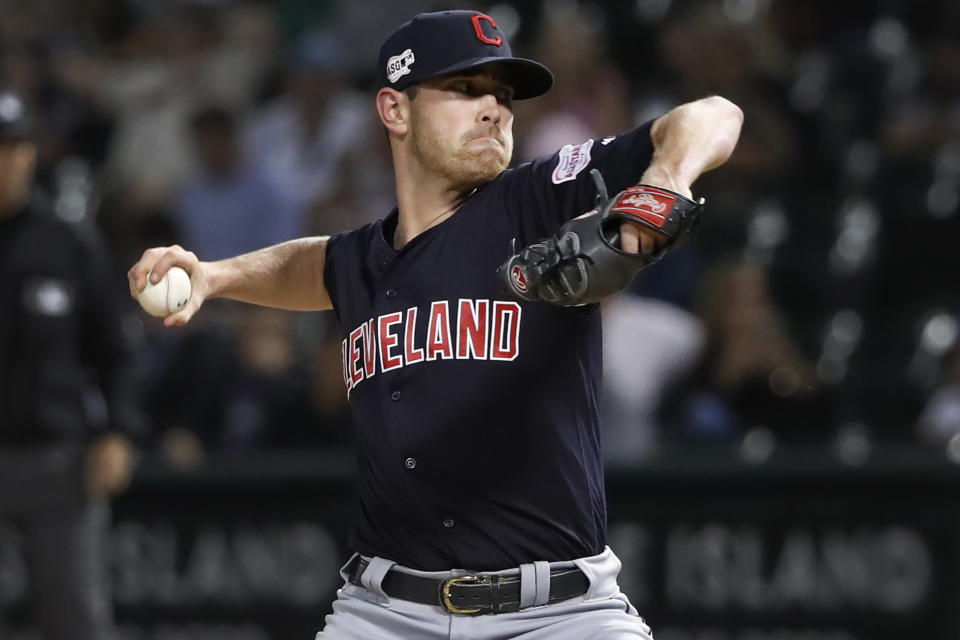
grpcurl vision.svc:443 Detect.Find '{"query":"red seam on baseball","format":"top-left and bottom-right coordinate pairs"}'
top-left (165, 272), bottom-right (171, 315)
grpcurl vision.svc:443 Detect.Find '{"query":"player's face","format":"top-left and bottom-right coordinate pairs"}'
top-left (0, 139), bottom-right (36, 216)
top-left (407, 68), bottom-right (515, 190)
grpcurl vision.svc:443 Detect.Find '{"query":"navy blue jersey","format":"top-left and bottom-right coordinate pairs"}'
top-left (323, 122), bottom-right (654, 571)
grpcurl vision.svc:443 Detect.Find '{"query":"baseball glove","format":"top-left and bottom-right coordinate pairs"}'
top-left (497, 169), bottom-right (704, 306)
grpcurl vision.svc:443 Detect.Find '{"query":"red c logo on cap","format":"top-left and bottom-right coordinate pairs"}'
top-left (471, 13), bottom-right (502, 46)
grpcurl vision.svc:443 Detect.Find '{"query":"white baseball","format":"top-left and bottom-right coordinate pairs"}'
top-left (137, 266), bottom-right (192, 318)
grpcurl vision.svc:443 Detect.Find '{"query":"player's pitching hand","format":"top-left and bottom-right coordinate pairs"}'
top-left (128, 245), bottom-right (207, 327)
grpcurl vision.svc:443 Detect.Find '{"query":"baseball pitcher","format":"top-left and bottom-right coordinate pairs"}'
top-left (128, 9), bottom-right (742, 639)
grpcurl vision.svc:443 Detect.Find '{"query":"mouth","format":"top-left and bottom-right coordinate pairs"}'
top-left (466, 135), bottom-right (504, 149)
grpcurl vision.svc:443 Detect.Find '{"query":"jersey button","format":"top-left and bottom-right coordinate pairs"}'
top-left (391, 390), bottom-right (402, 401)
top-left (442, 518), bottom-right (455, 528)
top-left (404, 457), bottom-right (416, 470)
top-left (386, 289), bottom-right (397, 299)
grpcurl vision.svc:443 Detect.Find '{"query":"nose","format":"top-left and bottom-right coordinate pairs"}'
top-left (477, 93), bottom-right (501, 124)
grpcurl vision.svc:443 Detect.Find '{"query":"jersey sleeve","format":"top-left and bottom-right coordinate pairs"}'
top-left (322, 222), bottom-right (379, 327)
top-left (322, 231), bottom-right (347, 326)
top-left (500, 119), bottom-right (656, 244)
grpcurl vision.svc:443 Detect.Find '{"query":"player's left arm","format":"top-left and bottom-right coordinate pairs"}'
top-left (498, 97), bottom-right (743, 306)
top-left (620, 96), bottom-right (744, 255)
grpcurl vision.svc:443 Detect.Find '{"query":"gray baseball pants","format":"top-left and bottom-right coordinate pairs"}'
top-left (0, 444), bottom-right (115, 640)
top-left (315, 546), bottom-right (653, 640)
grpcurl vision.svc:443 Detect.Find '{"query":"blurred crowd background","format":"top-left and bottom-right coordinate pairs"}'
top-left (3, 0), bottom-right (960, 468)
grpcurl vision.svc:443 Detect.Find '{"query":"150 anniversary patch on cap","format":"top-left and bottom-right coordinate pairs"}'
top-left (386, 48), bottom-right (416, 83)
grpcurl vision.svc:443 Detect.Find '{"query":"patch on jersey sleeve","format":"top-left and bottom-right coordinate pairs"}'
top-left (551, 139), bottom-right (594, 184)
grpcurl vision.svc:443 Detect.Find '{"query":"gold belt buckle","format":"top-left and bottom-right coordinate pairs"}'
top-left (440, 575), bottom-right (492, 614)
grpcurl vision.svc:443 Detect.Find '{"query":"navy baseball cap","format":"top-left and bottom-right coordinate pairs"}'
top-left (0, 89), bottom-right (32, 140)
top-left (378, 10), bottom-right (553, 100)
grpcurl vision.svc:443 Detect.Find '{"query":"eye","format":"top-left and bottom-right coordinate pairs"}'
top-left (449, 80), bottom-right (470, 94)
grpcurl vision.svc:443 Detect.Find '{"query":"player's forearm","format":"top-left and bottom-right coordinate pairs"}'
top-left (206, 237), bottom-right (332, 311)
top-left (642, 96), bottom-right (744, 195)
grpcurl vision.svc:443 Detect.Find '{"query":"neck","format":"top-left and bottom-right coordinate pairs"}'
top-left (392, 154), bottom-right (475, 249)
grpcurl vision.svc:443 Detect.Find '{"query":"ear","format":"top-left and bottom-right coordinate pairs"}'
top-left (376, 88), bottom-right (409, 136)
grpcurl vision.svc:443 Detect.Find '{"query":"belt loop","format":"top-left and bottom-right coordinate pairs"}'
top-left (360, 557), bottom-right (396, 602)
top-left (519, 563), bottom-right (537, 609)
top-left (339, 553), bottom-right (360, 583)
top-left (489, 576), bottom-right (502, 614)
top-left (533, 561), bottom-right (550, 607)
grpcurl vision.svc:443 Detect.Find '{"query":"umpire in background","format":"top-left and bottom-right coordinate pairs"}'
top-left (0, 87), bottom-right (138, 639)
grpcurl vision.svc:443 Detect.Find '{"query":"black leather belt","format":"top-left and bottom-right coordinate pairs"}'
top-left (347, 557), bottom-right (590, 615)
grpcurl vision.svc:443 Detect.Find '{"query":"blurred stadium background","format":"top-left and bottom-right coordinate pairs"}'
top-left (1, 0), bottom-right (960, 638)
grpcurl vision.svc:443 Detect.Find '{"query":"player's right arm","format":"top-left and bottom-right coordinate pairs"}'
top-left (127, 237), bottom-right (332, 327)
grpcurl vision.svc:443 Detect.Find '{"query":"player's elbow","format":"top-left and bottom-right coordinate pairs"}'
top-left (654, 96), bottom-right (744, 145)
top-left (700, 95), bottom-right (744, 132)
top-left (698, 95), bottom-right (744, 159)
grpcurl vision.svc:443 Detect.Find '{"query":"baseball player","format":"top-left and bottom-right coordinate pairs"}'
top-left (128, 10), bottom-right (742, 639)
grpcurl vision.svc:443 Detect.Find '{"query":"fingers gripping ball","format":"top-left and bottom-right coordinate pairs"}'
top-left (137, 266), bottom-right (192, 317)
top-left (497, 169), bottom-right (705, 306)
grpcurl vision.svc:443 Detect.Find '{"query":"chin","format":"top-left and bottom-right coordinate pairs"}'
top-left (429, 143), bottom-right (512, 191)
top-left (465, 150), bottom-right (510, 180)
top-left (455, 166), bottom-right (505, 191)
